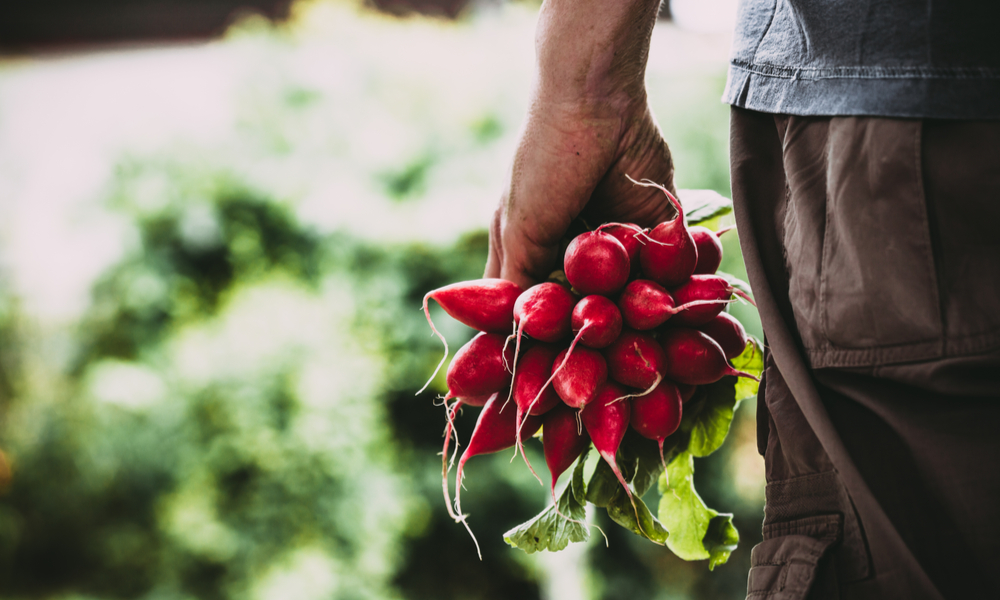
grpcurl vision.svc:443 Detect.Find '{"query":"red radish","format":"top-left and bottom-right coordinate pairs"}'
top-left (418, 279), bottom-right (522, 394)
top-left (515, 296), bottom-right (617, 467)
top-left (508, 282), bottom-right (577, 419)
top-left (629, 179), bottom-right (698, 287)
top-left (690, 225), bottom-right (734, 275)
top-left (604, 329), bottom-right (667, 390)
top-left (527, 295), bottom-right (620, 414)
top-left (581, 383), bottom-right (634, 504)
top-left (513, 344), bottom-right (562, 417)
top-left (630, 380), bottom-right (683, 469)
top-left (443, 332), bottom-right (515, 400)
top-left (618, 279), bottom-right (730, 330)
top-left (677, 383), bottom-right (697, 404)
top-left (453, 394), bottom-right (542, 558)
top-left (697, 312), bottom-right (749, 359)
top-left (551, 346), bottom-right (608, 409)
top-left (597, 223), bottom-right (645, 277)
top-left (571, 295), bottom-right (623, 349)
top-left (563, 231), bottom-right (630, 296)
top-left (512, 282), bottom-right (576, 343)
top-left (670, 274), bottom-right (754, 327)
top-left (455, 393), bottom-right (493, 408)
top-left (511, 343), bottom-right (562, 480)
top-left (660, 328), bottom-right (761, 385)
top-left (542, 403), bottom-right (591, 505)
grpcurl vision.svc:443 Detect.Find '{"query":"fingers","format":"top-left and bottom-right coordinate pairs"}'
top-left (498, 233), bottom-right (559, 291)
top-left (485, 202), bottom-right (560, 291)
top-left (584, 105), bottom-right (679, 228)
top-left (486, 104), bottom-right (669, 289)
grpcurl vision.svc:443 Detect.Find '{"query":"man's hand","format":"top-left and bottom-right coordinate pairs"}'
top-left (484, 0), bottom-right (676, 290)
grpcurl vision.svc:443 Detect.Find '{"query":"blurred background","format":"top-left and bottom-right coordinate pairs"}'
top-left (0, 0), bottom-right (762, 598)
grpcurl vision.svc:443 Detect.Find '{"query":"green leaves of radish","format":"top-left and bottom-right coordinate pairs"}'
top-left (504, 450), bottom-right (590, 553)
top-left (732, 336), bottom-right (764, 402)
top-left (680, 189), bottom-right (733, 226)
top-left (705, 514), bottom-right (741, 571)
top-left (606, 488), bottom-right (668, 544)
top-left (682, 378), bottom-right (739, 458)
top-left (658, 451), bottom-right (739, 570)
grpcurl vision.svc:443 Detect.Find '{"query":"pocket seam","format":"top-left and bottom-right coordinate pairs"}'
top-left (913, 119), bottom-right (946, 358)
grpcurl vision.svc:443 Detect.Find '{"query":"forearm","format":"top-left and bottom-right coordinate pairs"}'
top-left (486, 0), bottom-right (674, 288)
top-left (534, 0), bottom-right (663, 107)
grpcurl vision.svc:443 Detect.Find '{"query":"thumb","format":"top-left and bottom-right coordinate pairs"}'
top-left (484, 205), bottom-right (560, 291)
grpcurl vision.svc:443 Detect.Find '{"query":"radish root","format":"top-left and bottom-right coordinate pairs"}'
top-left (417, 293), bottom-right (448, 395)
top-left (625, 175), bottom-right (685, 223)
top-left (505, 319), bottom-right (544, 485)
top-left (732, 288), bottom-right (757, 307)
top-left (453, 461), bottom-right (483, 560)
top-left (441, 400), bottom-right (464, 522)
top-left (658, 439), bottom-right (669, 487)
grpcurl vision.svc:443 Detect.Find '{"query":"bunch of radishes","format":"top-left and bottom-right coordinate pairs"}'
top-left (419, 180), bottom-right (757, 556)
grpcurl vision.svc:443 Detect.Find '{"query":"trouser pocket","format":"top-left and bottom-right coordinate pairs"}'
top-left (747, 471), bottom-right (872, 599)
top-left (747, 528), bottom-right (838, 600)
top-left (778, 116), bottom-right (944, 368)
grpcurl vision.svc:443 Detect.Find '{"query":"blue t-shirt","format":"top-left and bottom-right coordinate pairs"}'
top-left (722, 0), bottom-right (1000, 119)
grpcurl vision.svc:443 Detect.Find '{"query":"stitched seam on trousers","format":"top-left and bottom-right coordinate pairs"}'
top-left (804, 331), bottom-right (1000, 368)
top-left (913, 120), bottom-right (946, 357)
top-left (803, 319), bottom-right (1000, 353)
top-left (819, 122), bottom-right (834, 349)
top-left (767, 470), bottom-right (838, 485)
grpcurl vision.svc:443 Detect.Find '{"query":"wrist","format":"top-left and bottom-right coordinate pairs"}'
top-left (533, 0), bottom-right (661, 105)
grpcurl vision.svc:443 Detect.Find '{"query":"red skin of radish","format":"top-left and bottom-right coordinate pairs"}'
top-left (660, 328), bottom-right (759, 385)
top-left (619, 279), bottom-right (676, 330)
top-left (604, 329), bottom-right (667, 390)
top-left (552, 346), bottom-right (608, 409)
top-left (630, 380), bottom-right (683, 441)
top-left (457, 393), bottom-right (493, 407)
top-left (690, 226), bottom-right (724, 275)
top-left (581, 382), bottom-right (633, 501)
top-left (513, 282), bottom-right (577, 343)
top-left (542, 403), bottom-right (591, 502)
top-left (669, 274), bottom-right (737, 327)
top-left (513, 343), bottom-right (562, 417)
top-left (461, 395), bottom-right (542, 461)
top-left (598, 223), bottom-right (645, 277)
top-left (445, 332), bottom-right (515, 399)
top-left (630, 380), bottom-right (683, 467)
top-left (638, 204), bottom-right (698, 288)
top-left (423, 278), bottom-right (522, 334)
top-left (564, 231), bottom-right (630, 296)
top-left (677, 383), bottom-right (697, 404)
top-left (418, 278), bottom-right (522, 395)
top-left (697, 312), bottom-right (748, 360)
top-left (571, 295), bottom-right (623, 349)
top-left (516, 296), bottom-right (616, 468)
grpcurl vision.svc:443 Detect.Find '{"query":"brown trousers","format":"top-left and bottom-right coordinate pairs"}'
top-left (730, 108), bottom-right (1000, 599)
